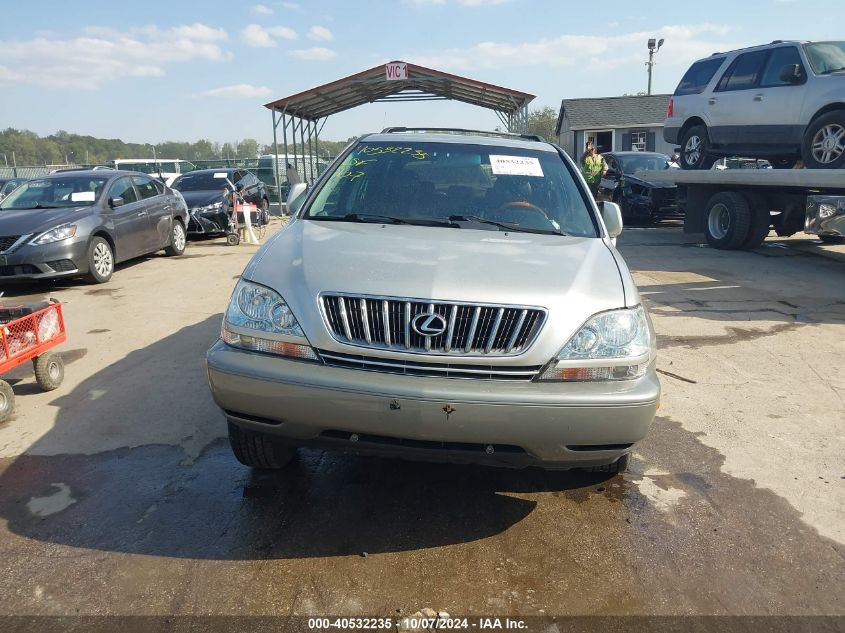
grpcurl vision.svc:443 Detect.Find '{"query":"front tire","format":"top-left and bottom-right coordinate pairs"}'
top-left (228, 422), bottom-right (296, 469)
top-left (164, 220), bottom-right (186, 256)
top-left (818, 234), bottom-right (845, 244)
top-left (85, 236), bottom-right (114, 284)
top-left (704, 192), bottom-right (751, 249)
top-left (0, 380), bottom-right (14, 423)
top-left (802, 111), bottom-right (845, 169)
top-left (680, 124), bottom-right (717, 170)
top-left (33, 353), bottom-right (64, 391)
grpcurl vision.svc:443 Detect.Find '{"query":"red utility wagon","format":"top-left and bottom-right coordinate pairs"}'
top-left (0, 300), bottom-right (67, 422)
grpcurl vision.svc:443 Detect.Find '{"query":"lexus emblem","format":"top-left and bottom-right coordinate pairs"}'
top-left (411, 312), bottom-right (447, 336)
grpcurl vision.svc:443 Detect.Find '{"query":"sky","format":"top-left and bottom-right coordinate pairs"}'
top-left (2, 0), bottom-right (843, 149)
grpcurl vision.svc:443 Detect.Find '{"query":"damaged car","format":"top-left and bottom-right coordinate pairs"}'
top-left (597, 152), bottom-right (680, 223)
top-left (172, 168), bottom-right (270, 237)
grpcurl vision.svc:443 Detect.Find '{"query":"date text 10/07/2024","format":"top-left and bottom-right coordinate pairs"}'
top-left (307, 617), bottom-right (528, 630)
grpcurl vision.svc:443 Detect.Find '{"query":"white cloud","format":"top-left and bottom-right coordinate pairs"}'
top-left (307, 26), bottom-right (333, 41)
top-left (289, 47), bottom-right (336, 61)
top-left (278, 1), bottom-right (301, 9)
top-left (401, 0), bottom-right (446, 4)
top-left (241, 24), bottom-right (297, 48)
top-left (406, 24), bottom-right (737, 73)
top-left (253, 4), bottom-right (274, 14)
top-left (197, 84), bottom-right (272, 98)
top-left (0, 23), bottom-right (229, 89)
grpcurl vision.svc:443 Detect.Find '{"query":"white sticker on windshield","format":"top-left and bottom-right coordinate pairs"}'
top-left (489, 155), bottom-right (544, 177)
top-left (71, 191), bottom-right (96, 202)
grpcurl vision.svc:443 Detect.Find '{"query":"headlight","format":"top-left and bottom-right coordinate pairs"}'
top-left (538, 305), bottom-right (653, 382)
top-left (222, 279), bottom-right (318, 360)
top-left (31, 224), bottom-right (77, 245)
top-left (195, 201), bottom-right (223, 213)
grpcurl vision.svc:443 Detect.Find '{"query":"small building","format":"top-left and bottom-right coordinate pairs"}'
top-left (555, 94), bottom-right (674, 159)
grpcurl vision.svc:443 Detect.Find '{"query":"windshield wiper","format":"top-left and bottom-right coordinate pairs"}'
top-left (819, 67), bottom-right (845, 75)
top-left (449, 215), bottom-right (566, 236)
top-left (310, 213), bottom-right (459, 227)
top-left (310, 213), bottom-right (409, 224)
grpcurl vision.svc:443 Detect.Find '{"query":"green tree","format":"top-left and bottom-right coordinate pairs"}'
top-left (526, 106), bottom-right (558, 142)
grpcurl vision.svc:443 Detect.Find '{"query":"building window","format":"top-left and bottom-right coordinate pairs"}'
top-left (631, 131), bottom-right (647, 152)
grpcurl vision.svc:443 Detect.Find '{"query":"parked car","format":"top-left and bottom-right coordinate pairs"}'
top-left (109, 159), bottom-right (196, 186)
top-left (0, 178), bottom-right (27, 202)
top-left (0, 170), bottom-right (188, 283)
top-left (207, 129), bottom-right (659, 474)
top-left (171, 168), bottom-right (270, 237)
top-left (597, 152), bottom-right (680, 222)
top-left (665, 40), bottom-right (845, 169)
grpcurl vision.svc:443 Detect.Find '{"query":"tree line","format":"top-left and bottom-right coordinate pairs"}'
top-left (0, 108), bottom-right (557, 167)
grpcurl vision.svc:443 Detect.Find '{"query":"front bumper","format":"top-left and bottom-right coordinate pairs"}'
top-left (806, 195), bottom-right (845, 237)
top-left (207, 341), bottom-right (660, 468)
top-left (0, 236), bottom-right (88, 280)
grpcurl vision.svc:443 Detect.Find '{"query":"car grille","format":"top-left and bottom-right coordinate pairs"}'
top-left (45, 259), bottom-right (77, 273)
top-left (318, 349), bottom-right (541, 381)
top-left (0, 264), bottom-right (39, 277)
top-left (320, 294), bottom-right (545, 356)
top-left (0, 235), bottom-right (22, 252)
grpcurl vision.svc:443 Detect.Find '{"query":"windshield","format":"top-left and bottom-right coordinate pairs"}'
top-left (172, 172), bottom-right (230, 192)
top-left (114, 161), bottom-right (195, 174)
top-left (619, 154), bottom-right (672, 174)
top-left (304, 141), bottom-right (597, 237)
top-left (803, 41), bottom-right (845, 74)
top-left (0, 175), bottom-right (110, 210)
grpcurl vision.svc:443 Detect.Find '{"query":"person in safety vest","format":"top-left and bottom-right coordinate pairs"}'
top-left (580, 141), bottom-right (607, 197)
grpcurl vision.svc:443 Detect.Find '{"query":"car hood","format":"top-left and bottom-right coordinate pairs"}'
top-left (0, 206), bottom-right (92, 236)
top-left (626, 173), bottom-right (675, 189)
top-left (179, 191), bottom-right (224, 209)
top-left (242, 220), bottom-right (634, 363)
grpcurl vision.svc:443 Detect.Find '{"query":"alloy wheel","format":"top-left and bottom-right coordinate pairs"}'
top-left (93, 243), bottom-right (113, 277)
top-left (708, 203), bottom-right (731, 240)
top-left (811, 124), bottom-right (845, 164)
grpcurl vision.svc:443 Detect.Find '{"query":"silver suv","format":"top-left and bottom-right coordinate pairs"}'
top-left (206, 129), bottom-right (659, 473)
top-left (665, 40), bottom-right (845, 169)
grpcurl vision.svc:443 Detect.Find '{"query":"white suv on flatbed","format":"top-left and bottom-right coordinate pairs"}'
top-left (665, 40), bottom-right (845, 169)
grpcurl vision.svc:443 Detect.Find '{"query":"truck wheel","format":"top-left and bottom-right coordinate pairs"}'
top-left (704, 192), bottom-right (751, 249)
top-left (818, 234), bottom-right (845, 244)
top-left (801, 111), bottom-right (845, 169)
top-left (680, 125), bottom-right (717, 170)
top-left (0, 380), bottom-right (14, 423)
top-left (584, 453), bottom-right (629, 474)
top-left (743, 197), bottom-right (772, 249)
top-left (33, 353), bottom-right (65, 391)
top-left (228, 422), bottom-right (295, 469)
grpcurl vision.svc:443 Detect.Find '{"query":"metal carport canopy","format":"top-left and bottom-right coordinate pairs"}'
top-left (263, 61), bottom-right (535, 204)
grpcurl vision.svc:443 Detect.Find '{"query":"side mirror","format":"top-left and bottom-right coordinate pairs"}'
top-left (109, 196), bottom-right (125, 208)
top-left (778, 64), bottom-right (803, 84)
top-left (286, 182), bottom-right (308, 211)
top-left (600, 201), bottom-right (623, 241)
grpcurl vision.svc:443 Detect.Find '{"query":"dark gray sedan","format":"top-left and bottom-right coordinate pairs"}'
top-left (0, 170), bottom-right (188, 283)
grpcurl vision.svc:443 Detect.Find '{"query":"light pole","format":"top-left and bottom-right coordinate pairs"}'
top-left (646, 38), bottom-right (664, 95)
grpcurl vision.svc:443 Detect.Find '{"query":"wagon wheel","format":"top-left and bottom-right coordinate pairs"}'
top-left (0, 380), bottom-right (14, 423)
top-left (33, 353), bottom-right (64, 391)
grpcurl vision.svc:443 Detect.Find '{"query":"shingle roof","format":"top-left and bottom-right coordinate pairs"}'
top-left (555, 94), bottom-right (671, 134)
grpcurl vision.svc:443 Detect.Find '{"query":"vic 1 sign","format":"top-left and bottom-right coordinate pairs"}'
top-left (385, 62), bottom-right (408, 80)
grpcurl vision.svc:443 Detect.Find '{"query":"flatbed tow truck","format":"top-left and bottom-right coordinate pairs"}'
top-left (640, 169), bottom-right (845, 249)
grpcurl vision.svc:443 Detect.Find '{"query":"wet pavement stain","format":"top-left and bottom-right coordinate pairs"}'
top-left (657, 323), bottom-right (799, 349)
top-left (84, 288), bottom-right (120, 296)
top-left (58, 348), bottom-right (88, 364)
top-left (0, 416), bottom-right (843, 615)
top-left (87, 329), bottom-right (111, 334)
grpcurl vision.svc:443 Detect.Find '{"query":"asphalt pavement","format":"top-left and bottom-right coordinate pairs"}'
top-left (0, 221), bottom-right (842, 622)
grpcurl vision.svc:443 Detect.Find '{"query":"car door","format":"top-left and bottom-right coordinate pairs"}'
top-left (105, 176), bottom-right (150, 261)
top-left (597, 155), bottom-right (619, 201)
top-left (132, 175), bottom-right (170, 252)
top-left (708, 50), bottom-right (771, 147)
top-left (752, 46), bottom-right (808, 146)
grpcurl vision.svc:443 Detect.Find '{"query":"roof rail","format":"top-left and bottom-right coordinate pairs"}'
top-left (380, 127), bottom-right (546, 142)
